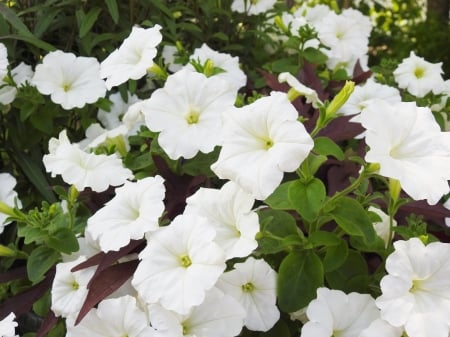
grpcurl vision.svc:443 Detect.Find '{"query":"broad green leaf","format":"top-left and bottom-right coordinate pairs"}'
top-left (323, 239), bottom-right (348, 272)
top-left (265, 181), bottom-right (295, 210)
top-left (325, 250), bottom-right (370, 293)
top-left (17, 224), bottom-right (47, 244)
top-left (46, 228), bottom-right (79, 254)
top-left (302, 47), bottom-right (328, 64)
top-left (330, 197), bottom-right (376, 244)
top-left (27, 246), bottom-right (60, 283)
top-left (278, 250), bottom-right (324, 312)
top-left (314, 137), bottom-right (345, 160)
top-left (105, 0), bottom-right (119, 24)
top-left (78, 7), bottom-right (102, 38)
top-left (288, 178), bottom-right (326, 223)
top-left (181, 147), bottom-right (220, 177)
top-left (308, 231), bottom-right (341, 247)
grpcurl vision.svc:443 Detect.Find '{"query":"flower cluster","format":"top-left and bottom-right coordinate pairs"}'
top-left (0, 1), bottom-right (449, 337)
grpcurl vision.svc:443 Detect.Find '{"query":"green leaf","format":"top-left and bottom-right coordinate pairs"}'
top-left (105, 0), bottom-right (119, 23)
top-left (264, 181), bottom-right (295, 210)
top-left (46, 228), bottom-right (79, 254)
top-left (323, 238), bottom-right (348, 272)
top-left (17, 223), bottom-right (47, 244)
top-left (78, 7), bottom-right (102, 38)
top-left (330, 197), bottom-right (376, 244)
top-left (308, 231), bottom-right (341, 247)
top-left (302, 47), bottom-right (327, 64)
top-left (278, 250), bottom-right (324, 312)
top-left (27, 246), bottom-right (60, 283)
top-left (325, 250), bottom-right (369, 293)
top-left (259, 319), bottom-right (291, 337)
top-left (288, 178), bottom-right (326, 223)
top-left (0, 33), bottom-right (55, 52)
top-left (313, 137), bottom-right (345, 160)
top-left (181, 147), bottom-right (220, 177)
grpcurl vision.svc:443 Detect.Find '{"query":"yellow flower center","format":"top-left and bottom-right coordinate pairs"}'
top-left (185, 110), bottom-right (200, 124)
top-left (410, 279), bottom-right (423, 293)
top-left (414, 67), bottom-right (425, 79)
top-left (63, 83), bottom-right (71, 92)
top-left (71, 281), bottom-right (79, 290)
top-left (242, 282), bottom-right (255, 292)
top-left (180, 254), bottom-right (192, 268)
top-left (263, 138), bottom-right (274, 150)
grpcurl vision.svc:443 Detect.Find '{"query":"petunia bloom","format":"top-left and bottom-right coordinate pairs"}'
top-left (0, 62), bottom-right (33, 105)
top-left (86, 176), bottom-right (166, 252)
top-left (32, 50), bottom-right (106, 110)
top-left (0, 173), bottom-right (21, 232)
top-left (393, 51), bottom-right (445, 97)
top-left (231, 0), bottom-right (277, 15)
top-left (0, 312), bottom-right (18, 337)
top-left (43, 130), bottom-right (133, 192)
top-left (358, 99), bottom-right (450, 205)
top-left (100, 25), bottom-right (162, 89)
top-left (301, 287), bottom-right (380, 337)
top-left (184, 181), bottom-right (259, 259)
top-left (376, 238), bottom-right (450, 337)
top-left (132, 213), bottom-right (226, 314)
top-left (216, 257), bottom-right (280, 331)
top-left (211, 91), bottom-right (314, 200)
top-left (143, 68), bottom-right (237, 160)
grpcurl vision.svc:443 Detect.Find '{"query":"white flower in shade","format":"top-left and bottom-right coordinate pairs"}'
top-left (338, 79), bottom-right (401, 117)
top-left (376, 238), bottom-right (450, 337)
top-left (32, 50), bottom-right (106, 110)
top-left (294, 4), bottom-right (332, 28)
top-left (0, 173), bottom-right (21, 232)
top-left (301, 288), bottom-right (380, 337)
top-left (393, 51), bottom-right (445, 97)
top-left (0, 43), bottom-right (8, 78)
top-left (216, 257), bottom-right (280, 331)
top-left (315, 9), bottom-right (371, 73)
top-left (278, 72), bottom-right (323, 108)
top-left (231, 0), bottom-right (276, 15)
top-left (97, 91), bottom-right (140, 130)
top-left (132, 213), bottom-right (226, 314)
top-left (358, 100), bottom-right (450, 205)
top-left (100, 25), bottom-right (162, 89)
top-left (122, 100), bottom-right (147, 135)
top-left (78, 123), bottom-right (130, 156)
top-left (143, 68), bottom-right (237, 160)
top-left (51, 256), bottom-right (96, 320)
top-left (0, 62), bottom-right (33, 105)
top-left (444, 199), bottom-right (450, 227)
top-left (66, 295), bottom-right (155, 337)
top-left (43, 130), bottom-right (133, 192)
top-left (184, 181), bottom-right (259, 259)
top-left (359, 318), bottom-right (403, 337)
top-left (0, 312), bottom-right (18, 337)
top-left (211, 91), bottom-right (314, 200)
top-left (185, 43), bottom-right (247, 91)
top-left (148, 287), bottom-right (245, 337)
top-left (368, 206), bottom-right (397, 248)
top-left (86, 176), bottom-right (165, 252)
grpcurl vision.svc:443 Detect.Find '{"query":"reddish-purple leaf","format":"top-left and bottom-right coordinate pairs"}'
top-left (75, 259), bottom-right (139, 325)
top-left (0, 266), bottom-right (27, 283)
top-left (36, 310), bottom-right (58, 337)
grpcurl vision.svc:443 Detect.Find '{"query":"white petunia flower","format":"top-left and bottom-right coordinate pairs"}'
top-left (359, 318), bottom-right (403, 337)
top-left (301, 287), bottom-right (380, 337)
top-left (32, 50), bottom-right (106, 110)
top-left (444, 199), bottom-right (450, 227)
top-left (368, 206), bottom-right (397, 248)
top-left (184, 181), bottom-right (259, 259)
top-left (278, 72), bottom-right (322, 108)
top-left (185, 43), bottom-right (247, 92)
top-left (143, 68), bottom-right (237, 160)
top-left (162, 45), bottom-right (184, 72)
top-left (97, 91), bottom-right (140, 130)
top-left (148, 287), bottom-right (246, 337)
top-left (359, 99), bottom-right (450, 205)
top-left (393, 51), bottom-right (445, 97)
top-left (0, 312), bottom-right (18, 337)
top-left (43, 130), bottom-right (133, 192)
top-left (376, 238), bottom-right (450, 337)
top-left (66, 295), bottom-right (156, 337)
top-left (132, 213), bottom-right (226, 314)
top-left (231, 0), bottom-right (276, 15)
top-left (86, 176), bottom-right (165, 252)
top-left (216, 257), bottom-right (280, 331)
top-left (51, 256), bottom-right (96, 320)
top-left (338, 78), bottom-right (401, 117)
top-left (0, 173), bottom-right (21, 232)
top-left (100, 25), bottom-right (162, 89)
top-left (294, 4), bottom-right (332, 28)
top-left (0, 43), bottom-right (8, 78)
top-left (0, 62), bottom-right (33, 105)
top-left (122, 100), bottom-right (147, 135)
top-left (211, 91), bottom-right (314, 200)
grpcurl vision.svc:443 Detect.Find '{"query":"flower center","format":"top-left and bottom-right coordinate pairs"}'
top-left (410, 279), bottom-right (423, 293)
top-left (63, 83), bottom-right (72, 92)
top-left (414, 67), bottom-right (425, 79)
top-left (180, 254), bottom-right (192, 268)
top-left (182, 322), bottom-right (189, 335)
top-left (263, 138), bottom-right (274, 150)
top-left (185, 110), bottom-right (200, 124)
top-left (71, 281), bottom-right (79, 290)
top-left (242, 282), bottom-right (255, 292)
top-left (251, 0), bottom-right (259, 4)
